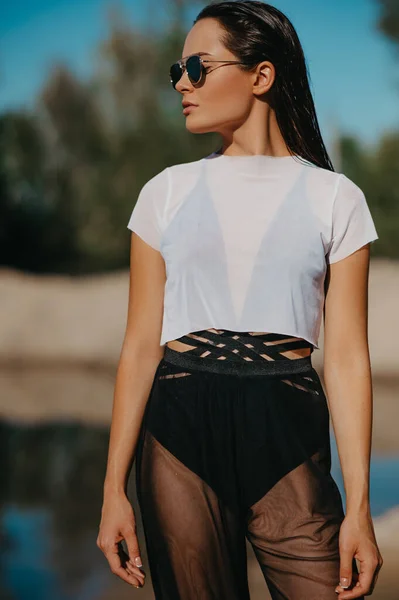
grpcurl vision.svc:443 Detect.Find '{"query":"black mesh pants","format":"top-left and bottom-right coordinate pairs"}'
top-left (135, 330), bottom-right (362, 600)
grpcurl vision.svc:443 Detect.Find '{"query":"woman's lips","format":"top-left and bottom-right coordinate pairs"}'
top-left (183, 105), bottom-right (198, 115)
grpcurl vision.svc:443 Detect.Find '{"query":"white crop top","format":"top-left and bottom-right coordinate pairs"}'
top-left (127, 151), bottom-right (379, 349)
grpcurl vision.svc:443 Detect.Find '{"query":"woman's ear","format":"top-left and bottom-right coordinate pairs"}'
top-left (253, 61), bottom-right (275, 96)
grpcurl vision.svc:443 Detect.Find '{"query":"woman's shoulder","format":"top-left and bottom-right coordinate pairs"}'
top-left (140, 165), bottom-right (170, 189)
top-left (134, 157), bottom-right (204, 212)
top-left (302, 161), bottom-right (366, 198)
top-left (139, 157), bottom-right (205, 189)
top-left (167, 155), bottom-right (207, 175)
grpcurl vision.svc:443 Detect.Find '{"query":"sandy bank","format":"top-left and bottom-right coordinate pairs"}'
top-left (0, 258), bottom-right (396, 373)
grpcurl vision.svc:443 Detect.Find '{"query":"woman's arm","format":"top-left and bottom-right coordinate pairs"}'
top-left (104, 232), bottom-right (166, 494)
top-left (97, 232), bottom-right (166, 589)
top-left (324, 245), bottom-right (373, 517)
top-left (323, 244), bottom-right (383, 599)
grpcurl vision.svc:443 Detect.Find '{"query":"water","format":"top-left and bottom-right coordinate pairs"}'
top-left (331, 438), bottom-right (399, 517)
top-left (0, 402), bottom-right (398, 599)
top-left (0, 421), bottom-right (112, 600)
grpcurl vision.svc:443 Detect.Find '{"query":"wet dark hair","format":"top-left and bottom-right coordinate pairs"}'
top-left (194, 1), bottom-right (335, 171)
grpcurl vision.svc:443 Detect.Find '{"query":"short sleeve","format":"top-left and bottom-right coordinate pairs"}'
top-left (127, 167), bottom-right (170, 250)
top-left (326, 174), bottom-right (379, 264)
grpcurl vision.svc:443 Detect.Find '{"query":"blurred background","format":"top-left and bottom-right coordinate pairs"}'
top-left (0, 0), bottom-right (398, 598)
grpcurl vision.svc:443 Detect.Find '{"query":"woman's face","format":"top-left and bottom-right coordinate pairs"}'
top-left (175, 18), bottom-right (260, 135)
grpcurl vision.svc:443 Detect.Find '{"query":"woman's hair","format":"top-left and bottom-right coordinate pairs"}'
top-left (194, 1), bottom-right (335, 171)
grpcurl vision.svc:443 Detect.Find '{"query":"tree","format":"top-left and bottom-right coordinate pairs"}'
top-left (341, 131), bottom-right (399, 259)
top-left (376, 0), bottom-right (399, 46)
top-left (0, 111), bottom-right (78, 272)
top-left (0, 2), bottom-right (213, 273)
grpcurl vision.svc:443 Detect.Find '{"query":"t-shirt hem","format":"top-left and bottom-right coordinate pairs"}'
top-left (326, 234), bottom-right (379, 264)
top-left (127, 225), bottom-right (160, 251)
top-left (161, 325), bottom-right (319, 350)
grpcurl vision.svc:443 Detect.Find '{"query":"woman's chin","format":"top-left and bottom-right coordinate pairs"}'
top-left (184, 120), bottom-right (213, 134)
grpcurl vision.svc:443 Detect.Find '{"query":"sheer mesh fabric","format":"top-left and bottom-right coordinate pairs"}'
top-left (136, 430), bottom-right (250, 600)
top-left (135, 330), bottom-right (362, 600)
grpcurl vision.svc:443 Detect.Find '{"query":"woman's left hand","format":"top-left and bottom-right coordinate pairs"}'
top-left (334, 511), bottom-right (383, 598)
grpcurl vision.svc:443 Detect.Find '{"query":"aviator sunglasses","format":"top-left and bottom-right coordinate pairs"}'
top-left (169, 54), bottom-right (247, 89)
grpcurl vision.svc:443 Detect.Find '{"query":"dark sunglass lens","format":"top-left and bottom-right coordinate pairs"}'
top-left (186, 55), bottom-right (202, 84)
top-left (170, 63), bottom-right (182, 89)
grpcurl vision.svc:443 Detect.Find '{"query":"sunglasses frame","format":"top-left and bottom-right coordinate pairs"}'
top-left (169, 54), bottom-right (247, 89)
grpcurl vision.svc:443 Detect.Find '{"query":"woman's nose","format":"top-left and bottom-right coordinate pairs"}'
top-left (175, 69), bottom-right (193, 93)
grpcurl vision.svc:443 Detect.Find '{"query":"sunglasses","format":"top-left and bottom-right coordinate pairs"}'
top-left (169, 54), bottom-right (247, 89)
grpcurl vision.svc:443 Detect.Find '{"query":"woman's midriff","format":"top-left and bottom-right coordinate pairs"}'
top-left (165, 328), bottom-right (313, 361)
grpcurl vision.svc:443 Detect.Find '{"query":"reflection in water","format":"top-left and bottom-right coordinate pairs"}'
top-left (331, 442), bottom-right (399, 517)
top-left (0, 422), bottom-right (113, 600)
top-left (2, 506), bottom-right (55, 600)
top-left (0, 416), bottom-right (398, 599)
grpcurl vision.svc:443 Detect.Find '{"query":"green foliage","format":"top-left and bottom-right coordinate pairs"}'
top-left (0, 3), bottom-right (216, 274)
top-left (0, 111), bottom-right (79, 272)
top-left (376, 0), bottom-right (399, 46)
top-left (341, 133), bottom-right (399, 259)
top-left (0, 1), bottom-right (397, 273)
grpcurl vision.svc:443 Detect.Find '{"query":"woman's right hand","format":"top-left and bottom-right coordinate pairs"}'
top-left (97, 490), bottom-right (146, 589)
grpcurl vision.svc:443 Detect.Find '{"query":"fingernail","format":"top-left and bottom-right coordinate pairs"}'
top-left (340, 577), bottom-right (349, 588)
top-left (129, 560), bottom-right (144, 574)
top-left (134, 556), bottom-right (143, 567)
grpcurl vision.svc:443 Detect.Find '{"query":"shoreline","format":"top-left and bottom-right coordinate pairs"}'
top-left (1, 361), bottom-right (398, 455)
top-left (1, 258), bottom-right (398, 375)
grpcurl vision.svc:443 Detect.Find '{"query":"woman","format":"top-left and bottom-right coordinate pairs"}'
top-left (97, 2), bottom-right (383, 598)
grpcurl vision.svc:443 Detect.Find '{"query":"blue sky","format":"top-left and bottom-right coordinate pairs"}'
top-left (0, 0), bottom-right (398, 150)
